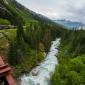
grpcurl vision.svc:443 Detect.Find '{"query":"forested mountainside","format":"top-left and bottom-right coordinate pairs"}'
top-left (51, 30), bottom-right (85, 85)
top-left (0, 0), bottom-right (66, 77)
top-left (0, 0), bottom-right (63, 25)
top-left (0, 0), bottom-right (85, 84)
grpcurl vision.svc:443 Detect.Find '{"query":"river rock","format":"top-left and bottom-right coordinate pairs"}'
top-left (32, 69), bottom-right (38, 76)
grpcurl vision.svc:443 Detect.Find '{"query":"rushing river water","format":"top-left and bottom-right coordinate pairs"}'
top-left (20, 38), bottom-right (60, 85)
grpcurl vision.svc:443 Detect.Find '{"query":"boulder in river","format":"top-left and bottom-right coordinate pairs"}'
top-left (32, 69), bottom-right (38, 76)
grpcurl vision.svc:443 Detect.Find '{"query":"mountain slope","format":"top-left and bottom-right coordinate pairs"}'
top-left (1, 1), bottom-right (85, 84)
top-left (0, 0), bottom-right (66, 77)
top-left (0, 0), bottom-right (58, 25)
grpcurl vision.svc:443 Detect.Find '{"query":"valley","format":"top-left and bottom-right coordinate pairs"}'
top-left (0, 0), bottom-right (85, 85)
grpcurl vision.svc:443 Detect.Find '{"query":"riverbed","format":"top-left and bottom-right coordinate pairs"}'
top-left (20, 38), bottom-right (60, 85)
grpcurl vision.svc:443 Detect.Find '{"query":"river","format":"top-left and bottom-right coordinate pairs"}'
top-left (20, 38), bottom-right (60, 85)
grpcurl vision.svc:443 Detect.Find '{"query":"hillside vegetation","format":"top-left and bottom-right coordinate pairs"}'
top-left (1, 0), bottom-right (85, 84)
top-left (0, 18), bottom-right (10, 25)
top-left (0, 0), bottom-right (66, 77)
top-left (51, 30), bottom-right (85, 85)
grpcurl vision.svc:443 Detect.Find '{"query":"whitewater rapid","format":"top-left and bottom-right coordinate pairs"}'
top-left (20, 38), bottom-right (60, 85)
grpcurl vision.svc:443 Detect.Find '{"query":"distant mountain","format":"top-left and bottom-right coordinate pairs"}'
top-left (54, 19), bottom-right (85, 29)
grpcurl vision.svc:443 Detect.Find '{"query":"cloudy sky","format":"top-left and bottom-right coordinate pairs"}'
top-left (16, 0), bottom-right (85, 23)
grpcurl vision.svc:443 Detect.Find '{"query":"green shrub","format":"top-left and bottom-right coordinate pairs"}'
top-left (0, 18), bottom-right (10, 25)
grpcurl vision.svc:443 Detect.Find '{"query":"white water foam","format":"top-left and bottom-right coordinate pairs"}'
top-left (20, 38), bottom-right (60, 85)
